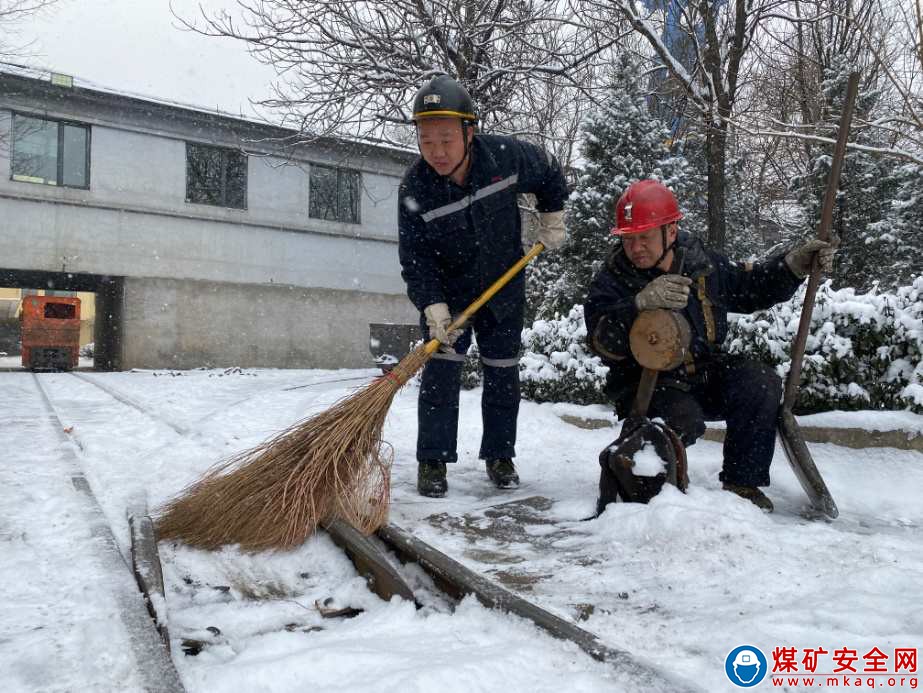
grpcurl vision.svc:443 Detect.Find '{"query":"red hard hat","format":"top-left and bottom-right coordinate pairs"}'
top-left (612, 180), bottom-right (683, 235)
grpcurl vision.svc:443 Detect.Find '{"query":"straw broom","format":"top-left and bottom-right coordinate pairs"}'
top-left (156, 243), bottom-right (546, 552)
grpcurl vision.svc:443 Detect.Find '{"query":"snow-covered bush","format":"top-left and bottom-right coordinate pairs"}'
top-left (512, 280), bottom-right (922, 413)
top-left (518, 305), bottom-right (609, 404)
top-left (727, 278), bottom-right (923, 413)
top-left (459, 311), bottom-right (607, 401)
top-left (460, 343), bottom-right (482, 390)
top-left (441, 280), bottom-right (923, 414)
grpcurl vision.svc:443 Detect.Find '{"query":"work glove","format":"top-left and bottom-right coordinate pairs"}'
top-left (785, 239), bottom-right (837, 279)
top-left (634, 274), bottom-right (692, 312)
top-left (536, 210), bottom-right (567, 250)
top-left (423, 302), bottom-right (462, 347)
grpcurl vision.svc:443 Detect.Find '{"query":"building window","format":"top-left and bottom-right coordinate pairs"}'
top-left (11, 113), bottom-right (90, 188)
top-left (185, 142), bottom-right (247, 209)
top-left (309, 164), bottom-right (360, 224)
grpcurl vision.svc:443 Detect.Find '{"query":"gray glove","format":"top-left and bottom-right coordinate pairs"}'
top-left (423, 302), bottom-right (462, 346)
top-left (634, 274), bottom-right (692, 311)
top-left (785, 239), bottom-right (837, 279)
top-left (537, 210), bottom-right (567, 250)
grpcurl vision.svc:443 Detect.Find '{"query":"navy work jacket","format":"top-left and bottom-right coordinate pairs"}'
top-left (583, 232), bottom-right (803, 399)
top-left (398, 134), bottom-right (568, 322)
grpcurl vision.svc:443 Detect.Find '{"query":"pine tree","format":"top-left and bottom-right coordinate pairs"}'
top-left (866, 163), bottom-right (923, 287)
top-left (533, 54), bottom-right (700, 319)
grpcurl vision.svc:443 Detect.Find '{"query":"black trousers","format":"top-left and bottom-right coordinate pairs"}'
top-left (616, 357), bottom-right (782, 487)
top-left (416, 304), bottom-right (523, 463)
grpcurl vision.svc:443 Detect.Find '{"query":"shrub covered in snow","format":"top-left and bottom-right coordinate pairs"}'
top-left (437, 280), bottom-right (923, 413)
top-left (512, 279), bottom-right (923, 413)
top-left (727, 278), bottom-right (923, 413)
top-left (460, 343), bottom-right (483, 390)
top-left (518, 305), bottom-right (609, 404)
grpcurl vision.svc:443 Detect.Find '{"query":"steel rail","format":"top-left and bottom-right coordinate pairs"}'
top-left (50, 371), bottom-right (697, 689)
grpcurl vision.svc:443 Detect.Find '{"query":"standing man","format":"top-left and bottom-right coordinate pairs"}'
top-left (398, 74), bottom-right (569, 498)
top-left (583, 179), bottom-right (836, 512)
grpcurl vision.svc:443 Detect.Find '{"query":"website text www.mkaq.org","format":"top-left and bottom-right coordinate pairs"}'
top-left (771, 674), bottom-right (918, 688)
top-left (767, 646), bottom-right (918, 689)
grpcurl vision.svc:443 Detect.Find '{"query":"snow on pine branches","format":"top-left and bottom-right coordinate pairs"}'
top-left (727, 278), bottom-right (923, 413)
top-left (519, 305), bottom-right (609, 404)
top-left (513, 279), bottom-right (923, 413)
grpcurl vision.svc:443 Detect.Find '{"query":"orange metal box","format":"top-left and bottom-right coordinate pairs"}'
top-left (21, 295), bottom-right (81, 370)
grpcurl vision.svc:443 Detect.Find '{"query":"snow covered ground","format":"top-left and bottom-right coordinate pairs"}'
top-left (1, 367), bottom-right (921, 692)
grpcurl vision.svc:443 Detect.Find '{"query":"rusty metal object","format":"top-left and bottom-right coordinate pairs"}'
top-left (323, 519), bottom-right (416, 603)
top-left (626, 309), bottom-right (692, 418)
top-left (660, 422), bottom-right (689, 491)
top-left (128, 505), bottom-right (170, 646)
top-left (629, 308), bottom-right (691, 371)
top-left (776, 72), bottom-right (859, 520)
top-left (598, 309), bottom-right (693, 508)
top-left (779, 410), bottom-right (838, 518)
top-left (376, 523), bottom-right (693, 690)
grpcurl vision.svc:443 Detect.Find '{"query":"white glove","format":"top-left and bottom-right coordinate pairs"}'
top-left (537, 210), bottom-right (566, 250)
top-left (423, 302), bottom-right (462, 346)
top-left (634, 274), bottom-right (692, 311)
top-left (785, 239), bottom-right (837, 278)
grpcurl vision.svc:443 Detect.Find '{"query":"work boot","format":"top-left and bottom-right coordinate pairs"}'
top-left (417, 461), bottom-right (448, 498)
top-left (485, 458), bottom-right (520, 489)
top-left (723, 483), bottom-right (774, 512)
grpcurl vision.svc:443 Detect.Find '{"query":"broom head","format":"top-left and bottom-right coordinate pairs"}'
top-left (156, 343), bottom-right (432, 552)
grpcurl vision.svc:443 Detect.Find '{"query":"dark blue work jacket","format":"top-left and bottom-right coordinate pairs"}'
top-left (583, 232), bottom-right (803, 399)
top-left (398, 134), bottom-right (569, 321)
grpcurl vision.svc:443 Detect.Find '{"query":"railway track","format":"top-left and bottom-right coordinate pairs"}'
top-left (32, 371), bottom-right (695, 692)
top-left (30, 373), bottom-right (186, 693)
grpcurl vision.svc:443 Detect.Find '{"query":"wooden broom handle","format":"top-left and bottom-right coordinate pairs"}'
top-left (782, 72), bottom-right (860, 410)
top-left (424, 242), bottom-right (545, 355)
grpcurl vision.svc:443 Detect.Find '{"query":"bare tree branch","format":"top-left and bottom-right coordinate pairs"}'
top-left (0, 0), bottom-right (57, 58)
top-left (170, 0), bottom-right (610, 160)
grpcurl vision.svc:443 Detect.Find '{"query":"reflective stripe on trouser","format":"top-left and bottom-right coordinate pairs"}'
top-left (617, 357), bottom-right (782, 486)
top-left (416, 302), bottom-right (522, 463)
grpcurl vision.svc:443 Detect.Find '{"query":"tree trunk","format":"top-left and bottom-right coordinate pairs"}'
top-left (706, 122), bottom-right (728, 250)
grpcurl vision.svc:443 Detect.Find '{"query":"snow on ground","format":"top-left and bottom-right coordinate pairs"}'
top-left (1, 367), bottom-right (921, 692)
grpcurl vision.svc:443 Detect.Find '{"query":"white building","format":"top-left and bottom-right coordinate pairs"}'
top-left (0, 66), bottom-right (417, 370)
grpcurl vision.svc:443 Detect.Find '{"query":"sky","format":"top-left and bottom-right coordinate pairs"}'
top-left (2, 364), bottom-right (921, 691)
top-left (13, 0), bottom-right (279, 118)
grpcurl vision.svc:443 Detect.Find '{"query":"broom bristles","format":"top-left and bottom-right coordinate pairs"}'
top-left (156, 343), bottom-right (432, 552)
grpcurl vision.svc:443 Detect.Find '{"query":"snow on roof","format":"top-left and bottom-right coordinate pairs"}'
top-left (0, 60), bottom-right (417, 157)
